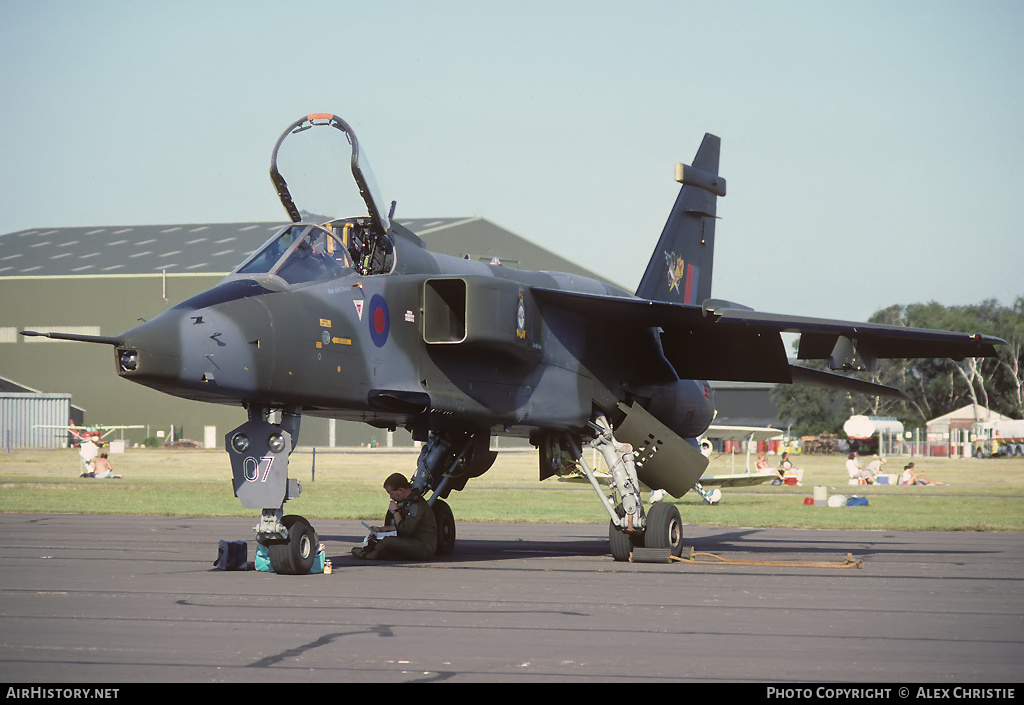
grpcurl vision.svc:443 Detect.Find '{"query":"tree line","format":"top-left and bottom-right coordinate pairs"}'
top-left (772, 297), bottom-right (1024, 436)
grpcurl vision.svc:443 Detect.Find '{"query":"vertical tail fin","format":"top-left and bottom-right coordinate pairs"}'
top-left (635, 133), bottom-right (725, 306)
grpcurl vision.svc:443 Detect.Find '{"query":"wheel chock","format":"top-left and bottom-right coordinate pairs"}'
top-left (629, 547), bottom-right (687, 563)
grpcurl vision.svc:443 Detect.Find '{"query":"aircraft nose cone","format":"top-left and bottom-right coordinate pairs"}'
top-left (116, 312), bottom-right (186, 389)
top-left (117, 294), bottom-right (275, 401)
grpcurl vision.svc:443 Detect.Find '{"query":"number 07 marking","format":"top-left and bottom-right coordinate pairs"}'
top-left (243, 455), bottom-right (275, 483)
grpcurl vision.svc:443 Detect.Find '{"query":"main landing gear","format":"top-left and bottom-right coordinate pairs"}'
top-left (557, 413), bottom-right (686, 562)
top-left (409, 429), bottom-right (497, 556)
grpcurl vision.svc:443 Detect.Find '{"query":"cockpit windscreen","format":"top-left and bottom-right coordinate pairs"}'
top-left (234, 224), bottom-right (353, 285)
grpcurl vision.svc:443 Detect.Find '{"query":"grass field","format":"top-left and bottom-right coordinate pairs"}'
top-left (2, 447), bottom-right (1023, 532)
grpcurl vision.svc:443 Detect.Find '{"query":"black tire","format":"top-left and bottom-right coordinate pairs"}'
top-left (432, 499), bottom-right (456, 556)
top-left (644, 502), bottom-right (683, 557)
top-left (267, 515), bottom-right (317, 575)
top-left (608, 507), bottom-right (644, 562)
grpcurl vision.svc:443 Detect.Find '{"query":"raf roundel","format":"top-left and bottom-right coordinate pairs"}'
top-left (368, 294), bottom-right (390, 347)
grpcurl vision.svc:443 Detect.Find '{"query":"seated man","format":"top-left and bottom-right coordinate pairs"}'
top-left (353, 473), bottom-right (437, 561)
top-left (866, 455), bottom-right (887, 477)
top-left (901, 462), bottom-right (944, 486)
top-left (92, 453), bottom-right (122, 479)
top-left (779, 452), bottom-right (803, 484)
top-left (846, 452), bottom-right (873, 484)
top-left (866, 455), bottom-right (900, 484)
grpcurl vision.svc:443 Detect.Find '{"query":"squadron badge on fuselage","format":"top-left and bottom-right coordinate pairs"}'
top-left (516, 289), bottom-right (527, 340)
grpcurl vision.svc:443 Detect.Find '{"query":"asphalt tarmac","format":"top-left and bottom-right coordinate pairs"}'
top-left (0, 513), bottom-right (1021, 685)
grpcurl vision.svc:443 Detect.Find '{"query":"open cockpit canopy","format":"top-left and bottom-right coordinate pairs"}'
top-left (270, 113), bottom-right (391, 236)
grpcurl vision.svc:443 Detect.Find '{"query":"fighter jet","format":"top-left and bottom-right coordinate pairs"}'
top-left (22, 114), bottom-right (1002, 572)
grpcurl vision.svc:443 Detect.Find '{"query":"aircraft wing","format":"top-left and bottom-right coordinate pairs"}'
top-left (710, 306), bottom-right (1001, 360)
top-left (698, 471), bottom-right (779, 488)
top-left (560, 470), bottom-right (777, 489)
top-left (33, 424), bottom-right (143, 431)
top-left (704, 424), bottom-right (782, 443)
top-left (530, 288), bottom-right (1003, 396)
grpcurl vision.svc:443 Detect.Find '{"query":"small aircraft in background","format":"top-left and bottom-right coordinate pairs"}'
top-left (23, 114), bottom-right (1002, 572)
top-left (685, 424), bottom-right (786, 504)
top-left (566, 423), bottom-right (783, 504)
top-left (35, 420), bottom-right (144, 447)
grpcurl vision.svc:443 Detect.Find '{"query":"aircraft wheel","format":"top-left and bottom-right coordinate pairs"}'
top-left (608, 509), bottom-right (644, 562)
top-left (432, 499), bottom-right (456, 556)
top-left (644, 502), bottom-right (684, 558)
top-left (267, 515), bottom-right (317, 575)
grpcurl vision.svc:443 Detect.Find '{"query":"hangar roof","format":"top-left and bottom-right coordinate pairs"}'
top-left (0, 218), bottom-right (462, 277)
top-left (0, 217), bottom-right (612, 283)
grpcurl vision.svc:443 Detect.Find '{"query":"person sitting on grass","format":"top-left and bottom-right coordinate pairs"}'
top-left (846, 452), bottom-right (874, 484)
top-left (901, 462), bottom-right (944, 486)
top-left (91, 453), bottom-right (122, 479)
top-left (779, 452), bottom-right (803, 484)
top-left (757, 452), bottom-right (784, 482)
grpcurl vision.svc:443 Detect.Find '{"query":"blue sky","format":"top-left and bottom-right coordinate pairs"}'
top-left (2, 0), bottom-right (1020, 322)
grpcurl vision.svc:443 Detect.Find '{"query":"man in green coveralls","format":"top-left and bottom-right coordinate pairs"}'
top-left (353, 473), bottom-right (437, 560)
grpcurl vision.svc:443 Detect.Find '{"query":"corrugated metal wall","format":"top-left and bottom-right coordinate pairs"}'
top-left (0, 393), bottom-right (71, 448)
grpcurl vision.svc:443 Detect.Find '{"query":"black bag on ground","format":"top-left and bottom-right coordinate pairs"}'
top-left (213, 540), bottom-right (248, 570)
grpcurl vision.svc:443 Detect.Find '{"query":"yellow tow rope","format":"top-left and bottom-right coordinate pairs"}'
top-left (631, 547), bottom-right (863, 569)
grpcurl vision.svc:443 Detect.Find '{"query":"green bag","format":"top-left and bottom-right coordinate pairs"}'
top-left (255, 543), bottom-right (273, 572)
top-left (254, 543), bottom-right (325, 573)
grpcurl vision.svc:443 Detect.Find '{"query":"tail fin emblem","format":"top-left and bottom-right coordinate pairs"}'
top-left (666, 253), bottom-right (686, 292)
top-left (664, 252), bottom-right (699, 304)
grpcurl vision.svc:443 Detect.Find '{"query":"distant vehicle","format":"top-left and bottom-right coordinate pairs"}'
top-left (972, 419), bottom-right (1024, 457)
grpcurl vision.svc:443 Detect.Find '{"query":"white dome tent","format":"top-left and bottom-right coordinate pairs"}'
top-left (843, 415), bottom-right (905, 456)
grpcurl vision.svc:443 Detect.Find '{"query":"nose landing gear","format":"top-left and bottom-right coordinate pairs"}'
top-left (227, 405), bottom-right (315, 574)
top-left (265, 514), bottom-right (318, 575)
